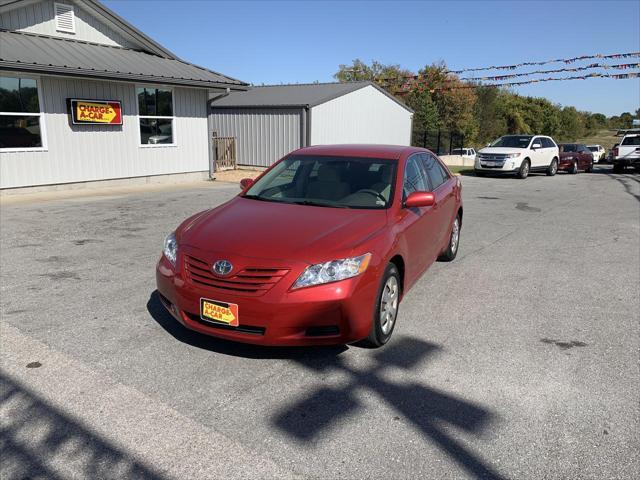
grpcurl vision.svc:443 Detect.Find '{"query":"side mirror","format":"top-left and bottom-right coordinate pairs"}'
top-left (405, 191), bottom-right (435, 208)
top-left (239, 178), bottom-right (254, 190)
top-left (531, 143), bottom-right (541, 149)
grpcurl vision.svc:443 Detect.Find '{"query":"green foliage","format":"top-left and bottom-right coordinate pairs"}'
top-left (334, 59), bottom-right (638, 148)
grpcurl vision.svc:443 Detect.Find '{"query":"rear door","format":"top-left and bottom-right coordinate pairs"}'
top-left (421, 153), bottom-right (457, 253)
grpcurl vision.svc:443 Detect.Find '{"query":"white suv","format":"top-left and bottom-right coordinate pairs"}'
top-left (475, 135), bottom-right (560, 179)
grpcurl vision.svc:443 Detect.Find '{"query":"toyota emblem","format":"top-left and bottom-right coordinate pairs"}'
top-left (212, 260), bottom-right (233, 276)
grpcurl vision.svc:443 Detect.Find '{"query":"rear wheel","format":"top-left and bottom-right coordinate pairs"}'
top-left (546, 158), bottom-right (558, 176)
top-left (613, 163), bottom-right (624, 173)
top-left (439, 215), bottom-right (461, 262)
top-left (585, 162), bottom-right (593, 173)
top-left (517, 159), bottom-right (530, 179)
top-left (365, 264), bottom-right (401, 348)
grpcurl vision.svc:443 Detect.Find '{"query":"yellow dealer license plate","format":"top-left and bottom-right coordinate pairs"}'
top-left (200, 298), bottom-right (239, 326)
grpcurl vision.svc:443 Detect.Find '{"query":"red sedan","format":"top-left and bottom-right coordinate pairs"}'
top-left (156, 145), bottom-right (463, 347)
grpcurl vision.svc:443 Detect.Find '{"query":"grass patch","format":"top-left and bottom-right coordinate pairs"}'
top-left (447, 165), bottom-right (475, 175)
top-left (573, 129), bottom-right (620, 150)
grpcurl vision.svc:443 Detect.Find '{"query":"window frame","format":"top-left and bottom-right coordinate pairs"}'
top-left (136, 84), bottom-right (177, 148)
top-left (0, 73), bottom-right (47, 153)
top-left (422, 153), bottom-right (450, 191)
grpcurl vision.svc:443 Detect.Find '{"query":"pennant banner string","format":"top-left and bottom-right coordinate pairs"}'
top-left (387, 71), bottom-right (640, 94)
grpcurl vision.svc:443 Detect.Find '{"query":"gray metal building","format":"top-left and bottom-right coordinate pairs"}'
top-left (210, 82), bottom-right (414, 168)
top-left (0, 0), bottom-right (248, 190)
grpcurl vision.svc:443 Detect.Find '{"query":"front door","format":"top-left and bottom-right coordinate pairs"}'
top-left (397, 154), bottom-right (439, 282)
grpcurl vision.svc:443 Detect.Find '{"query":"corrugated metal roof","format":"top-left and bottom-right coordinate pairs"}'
top-left (212, 81), bottom-right (413, 112)
top-left (0, 30), bottom-right (248, 89)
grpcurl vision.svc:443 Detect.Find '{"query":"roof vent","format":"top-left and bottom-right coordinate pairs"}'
top-left (54, 3), bottom-right (75, 33)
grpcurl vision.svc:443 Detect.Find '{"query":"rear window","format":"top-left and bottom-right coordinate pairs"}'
top-left (621, 136), bottom-right (640, 146)
top-left (560, 144), bottom-right (578, 152)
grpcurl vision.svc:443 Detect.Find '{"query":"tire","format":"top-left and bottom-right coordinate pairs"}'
top-left (570, 161), bottom-right (578, 174)
top-left (517, 159), bottom-right (530, 179)
top-left (365, 263), bottom-right (401, 348)
top-left (474, 170), bottom-right (485, 177)
top-left (439, 214), bottom-right (461, 262)
top-left (585, 162), bottom-right (593, 173)
top-left (613, 163), bottom-right (624, 173)
top-left (546, 158), bottom-right (558, 176)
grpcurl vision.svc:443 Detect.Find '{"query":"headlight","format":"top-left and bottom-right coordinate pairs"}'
top-left (292, 253), bottom-right (372, 289)
top-left (163, 232), bottom-right (178, 266)
top-left (505, 153), bottom-right (521, 159)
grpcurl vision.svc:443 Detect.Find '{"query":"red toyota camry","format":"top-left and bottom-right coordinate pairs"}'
top-left (156, 145), bottom-right (462, 347)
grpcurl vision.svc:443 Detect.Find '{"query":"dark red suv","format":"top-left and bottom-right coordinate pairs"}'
top-left (558, 144), bottom-right (594, 174)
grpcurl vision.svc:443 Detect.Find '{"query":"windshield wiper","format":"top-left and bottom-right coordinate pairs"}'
top-left (291, 200), bottom-right (350, 209)
top-left (242, 194), bottom-right (285, 203)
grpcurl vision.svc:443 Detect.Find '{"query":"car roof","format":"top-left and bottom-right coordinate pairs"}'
top-left (291, 144), bottom-right (418, 159)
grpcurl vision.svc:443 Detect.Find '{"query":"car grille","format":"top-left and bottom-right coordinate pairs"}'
top-left (184, 255), bottom-right (289, 296)
top-left (478, 154), bottom-right (508, 161)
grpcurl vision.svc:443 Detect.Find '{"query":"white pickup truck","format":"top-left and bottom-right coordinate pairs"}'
top-left (613, 134), bottom-right (640, 172)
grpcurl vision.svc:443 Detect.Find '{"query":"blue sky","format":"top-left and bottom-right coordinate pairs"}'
top-left (104, 0), bottom-right (639, 116)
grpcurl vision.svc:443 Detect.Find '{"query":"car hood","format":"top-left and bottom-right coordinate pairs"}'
top-left (478, 147), bottom-right (528, 154)
top-left (177, 197), bottom-right (388, 264)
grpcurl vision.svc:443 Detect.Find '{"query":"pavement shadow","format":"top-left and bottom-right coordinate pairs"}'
top-left (146, 290), bottom-right (347, 360)
top-left (273, 336), bottom-right (506, 479)
top-left (594, 168), bottom-right (640, 202)
top-left (0, 372), bottom-right (166, 480)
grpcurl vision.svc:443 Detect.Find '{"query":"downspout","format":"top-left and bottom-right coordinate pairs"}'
top-left (207, 88), bottom-right (231, 179)
top-left (305, 105), bottom-right (312, 146)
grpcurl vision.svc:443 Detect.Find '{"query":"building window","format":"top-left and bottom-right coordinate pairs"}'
top-left (0, 76), bottom-right (44, 150)
top-left (137, 87), bottom-right (174, 145)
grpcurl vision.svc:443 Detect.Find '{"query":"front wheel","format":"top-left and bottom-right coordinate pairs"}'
top-left (517, 159), bottom-right (530, 179)
top-left (365, 264), bottom-right (401, 348)
top-left (570, 161), bottom-right (578, 174)
top-left (546, 158), bottom-right (558, 176)
top-left (439, 215), bottom-right (461, 262)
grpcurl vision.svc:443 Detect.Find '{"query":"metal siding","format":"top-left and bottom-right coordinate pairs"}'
top-left (0, 76), bottom-right (210, 188)
top-left (310, 85), bottom-right (412, 146)
top-left (0, 0), bottom-right (137, 47)
top-left (210, 108), bottom-right (302, 167)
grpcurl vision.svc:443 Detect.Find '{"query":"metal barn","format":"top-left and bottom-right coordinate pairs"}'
top-left (210, 82), bottom-right (413, 169)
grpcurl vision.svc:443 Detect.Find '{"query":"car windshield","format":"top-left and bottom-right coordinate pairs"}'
top-left (560, 144), bottom-right (578, 152)
top-left (243, 155), bottom-right (397, 209)
top-left (587, 146), bottom-right (598, 152)
top-left (490, 135), bottom-right (533, 148)
top-left (621, 136), bottom-right (640, 146)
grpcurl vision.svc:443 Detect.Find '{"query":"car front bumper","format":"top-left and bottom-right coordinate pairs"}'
top-left (155, 254), bottom-right (380, 346)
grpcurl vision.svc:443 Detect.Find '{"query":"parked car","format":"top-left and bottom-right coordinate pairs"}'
top-left (558, 144), bottom-right (594, 174)
top-left (451, 148), bottom-right (476, 161)
top-left (156, 145), bottom-right (463, 347)
top-left (612, 134), bottom-right (640, 172)
top-left (587, 145), bottom-right (606, 163)
top-left (474, 135), bottom-right (559, 179)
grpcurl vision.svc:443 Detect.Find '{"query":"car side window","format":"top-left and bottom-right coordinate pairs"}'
top-left (403, 154), bottom-right (430, 198)
top-left (541, 138), bottom-right (552, 148)
top-left (531, 137), bottom-right (541, 148)
top-left (422, 153), bottom-right (449, 190)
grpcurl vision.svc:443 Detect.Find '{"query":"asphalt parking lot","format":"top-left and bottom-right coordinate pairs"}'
top-left (1, 166), bottom-right (639, 480)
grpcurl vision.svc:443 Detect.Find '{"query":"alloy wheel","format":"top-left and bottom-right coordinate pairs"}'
top-left (451, 217), bottom-right (460, 254)
top-left (379, 276), bottom-right (399, 335)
